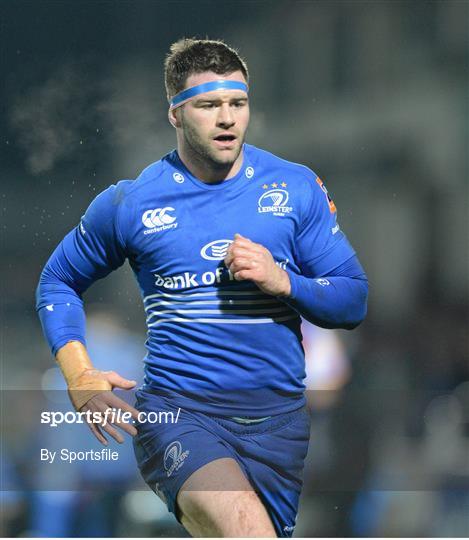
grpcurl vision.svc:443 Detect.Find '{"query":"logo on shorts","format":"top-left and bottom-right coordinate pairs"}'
top-left (142, 207), bottom-right (178, 235)
top-left (163, 440), bottom-right (190, 477)
top-left (258, 185), bottom-right (292, 216)
top-left (200, 239), bottom-right (233, 260)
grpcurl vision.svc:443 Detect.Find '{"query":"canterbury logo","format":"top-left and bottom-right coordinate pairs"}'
top-left (142, 207), bottom-right (176, 228)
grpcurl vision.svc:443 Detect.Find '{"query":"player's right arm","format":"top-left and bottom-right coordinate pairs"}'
top-left (56, 340), bottom-right (138, 444)
top-left (36, 182), bottom-right (138, 444)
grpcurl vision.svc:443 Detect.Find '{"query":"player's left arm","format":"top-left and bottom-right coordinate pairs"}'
top-left (225, 176), bottom-right (368, 330)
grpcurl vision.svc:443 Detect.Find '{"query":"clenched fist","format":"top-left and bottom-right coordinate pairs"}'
top-left (224, 233), bottom-right (291, 297)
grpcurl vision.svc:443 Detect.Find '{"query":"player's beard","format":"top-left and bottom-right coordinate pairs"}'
top-left (180, 115), bottom-right (244, 171)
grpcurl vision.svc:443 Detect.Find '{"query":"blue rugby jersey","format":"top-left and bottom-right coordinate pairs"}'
top-left (37, 144), bottom-right (362, 415)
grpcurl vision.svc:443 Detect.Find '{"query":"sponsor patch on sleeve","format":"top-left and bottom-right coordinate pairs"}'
top-left (315, 177), bottom-right (337, 213)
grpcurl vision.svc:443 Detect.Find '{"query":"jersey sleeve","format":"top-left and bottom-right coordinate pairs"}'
top-left (294, 173), bottom-right (356, 278)
top-left (36, 182), bottom-right (130, 354)
top-left (38, 183), bottom-right (129, 303)
top-left (280, 171), bottom-right (368, 330)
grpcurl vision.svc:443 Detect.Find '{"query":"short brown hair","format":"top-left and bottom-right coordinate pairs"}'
top-left (164, 38), bottom-right (249, 101)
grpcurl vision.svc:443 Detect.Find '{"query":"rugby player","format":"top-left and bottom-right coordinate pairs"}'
top-left (36, 38), bottom-right (368, 537)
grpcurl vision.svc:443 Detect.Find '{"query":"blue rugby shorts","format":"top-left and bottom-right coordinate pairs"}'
top-left (133, 388), bottom-right (311, 537)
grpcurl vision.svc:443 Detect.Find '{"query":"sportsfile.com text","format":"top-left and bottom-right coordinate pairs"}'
top-left (41, 407), bottom-right (181, 428)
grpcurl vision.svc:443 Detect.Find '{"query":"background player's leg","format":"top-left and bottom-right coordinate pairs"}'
top-left (177, 458), bottom-right (276, 537)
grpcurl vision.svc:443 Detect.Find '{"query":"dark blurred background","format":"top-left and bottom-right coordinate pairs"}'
top-left (1, 0), bottom-right (468, 537)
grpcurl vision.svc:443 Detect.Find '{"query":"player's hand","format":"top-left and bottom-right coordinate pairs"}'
top-left (71, 369), bottom-right (139, 445)
top-left (224, 233), bottom-right (291, 296)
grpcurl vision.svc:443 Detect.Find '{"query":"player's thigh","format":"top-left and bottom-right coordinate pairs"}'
top-left (211, 407), bottom-right (311, 537)
top-left (133, 391), bottom-right (233, 514)
top-left (177, 457), bottom-right (276, 537)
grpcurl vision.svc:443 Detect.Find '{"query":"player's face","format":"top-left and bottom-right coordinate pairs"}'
top-left (177, 71), bottom-right (250, 170)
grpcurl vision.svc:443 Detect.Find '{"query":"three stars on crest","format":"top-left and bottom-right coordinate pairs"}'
top-left (262, 182), bottom-right (287, 189)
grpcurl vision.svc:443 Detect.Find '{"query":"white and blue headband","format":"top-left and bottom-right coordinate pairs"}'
top-left (169, 79), bottom-right (249, 110)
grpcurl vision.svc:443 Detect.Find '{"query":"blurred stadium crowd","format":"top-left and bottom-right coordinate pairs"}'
top-left (1, 1), bottom-right (467, 537)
